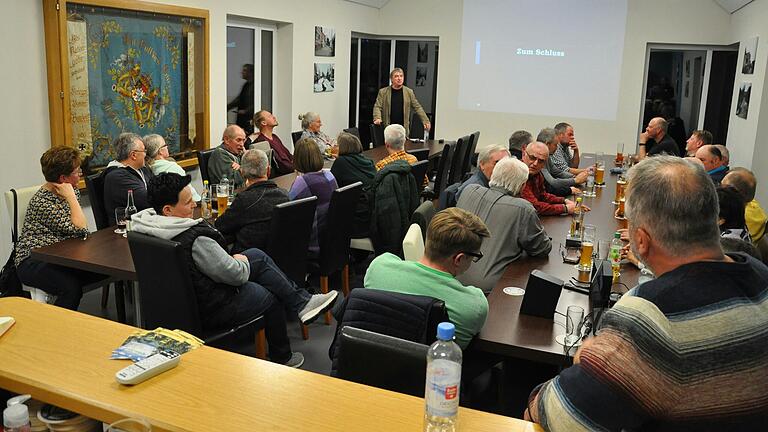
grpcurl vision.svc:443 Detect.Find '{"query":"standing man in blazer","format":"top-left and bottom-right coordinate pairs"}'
top-left (373, 68), bottom-right (431, 137)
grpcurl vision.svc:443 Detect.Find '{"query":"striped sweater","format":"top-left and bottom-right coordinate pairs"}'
top-left (528, 253), bottom-right (768, 431)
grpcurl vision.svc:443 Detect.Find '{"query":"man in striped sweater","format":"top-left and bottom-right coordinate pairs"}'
top-left (526, 155), bottom-right (768, 431)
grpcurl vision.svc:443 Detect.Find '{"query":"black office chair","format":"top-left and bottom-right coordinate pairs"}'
top-left (291, 131), bottom-right (303, 145)
top-left (410, 160), bottom-right (430, 193)
top-left (409, 112), bottom-right (432, 140)
top-left (343, 127), bottom-right (360, 140)
top-left (335, 326), bottom-right (429, 397)
top-left (196, 149), bottom-right (216, 184)
top-left (409, 148), bottom-right (430, 162)
top-left (127, 231), bottom-right (267, 359)
top-left (411, 200), bottom-right (435, 241)
top-left (311, 182), bottom-right (363, 324)
top-left (421, 141), bottom-right (454, 200)
top-left (462, 131), bottom-right (480, 180)
top-left (329, 287), bottom-right (448, 376)
top-left (448, 135), bottom-right (470, 185)
top-left (265, 197), bottom-right (318, 340)
top-left (370, 124), bottom-right (385, 147)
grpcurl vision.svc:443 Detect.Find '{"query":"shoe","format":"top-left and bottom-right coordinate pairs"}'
top-left (299, 291), bottom-right (339, 324)
top-left (282, 352), bottom-right (305, 368)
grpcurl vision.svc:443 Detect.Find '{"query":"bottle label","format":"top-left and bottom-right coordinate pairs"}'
top-left (425, 359), bottom-right (461, 418)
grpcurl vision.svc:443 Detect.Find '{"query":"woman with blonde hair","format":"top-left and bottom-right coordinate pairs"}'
top-left (143, 134), bottom-right (200, 201)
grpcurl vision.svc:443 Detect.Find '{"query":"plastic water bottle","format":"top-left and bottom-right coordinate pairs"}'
top-left (423, 128), bottom-right (429, 143)
top-left (424, 322), bottom-right (462, 432)
top-left (3, 395), bottom-right (31, 432)
top-left (610, 231), bottom-right (622, 279)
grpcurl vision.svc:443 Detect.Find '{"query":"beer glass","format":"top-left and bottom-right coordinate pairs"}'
top-left (615, 142), bottom-right (625, 166)
top-left (114, 207), bottom-right (127, 234)
top-left (578, 225), bottom-right (596, 271)
top-left (566, 305), bottom-right (585, 345)
top-left (216, 183), bottom-right (229, 216)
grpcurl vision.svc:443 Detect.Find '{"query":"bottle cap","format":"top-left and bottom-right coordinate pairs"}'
top-left (7, 395), bottom-right (30, 408)
top-left (614, 231), bottom-right (621, 239)
top-left (576, 197), bottom-right (582, 203)
top-left (3, 404), bottom-right (29, 428)
top-left (436, 322), bottom-right (455, 341)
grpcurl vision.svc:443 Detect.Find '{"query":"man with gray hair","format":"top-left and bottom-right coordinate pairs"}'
top-left (695, 144), bottom-right (728, 184)
top-left (373, 68), bottom-right (430, 137)
top-left (456, 144), bottom-right (510, 201)
top-left (215, 149), bottom-right (288, 253)
top-left (527, 156), bottom-right (768, 431)
top-left (715, 144), bottom-right (729, 166)
top-left (103, 132), bottom-right (156, 225)
top-left (209, 124), bottom-right (246, 188)
top-left (457, 157), bottom-right (552, 293)
top-left (638, 116), bottom-right (679, 158)
top-left (512, 130), bottom-right (582, 197)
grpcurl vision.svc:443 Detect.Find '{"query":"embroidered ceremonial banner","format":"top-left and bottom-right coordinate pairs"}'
top-left (187, 32), bottom-right (196, 144)
top-left (68, 20), bottom-right (93, 156)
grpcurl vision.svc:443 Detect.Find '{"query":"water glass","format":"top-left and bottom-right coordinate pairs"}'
top-left (114, 207), bottom-right (127, 234)
top-left (566, 305), bottom-right (585, 345)
top-left (105, 417), bottom-right (152, 431)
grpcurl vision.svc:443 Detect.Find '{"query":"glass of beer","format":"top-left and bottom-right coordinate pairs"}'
top-left (216, 183), bottom-right (229, 216)
top-left (114, 207), bottom-right (127, 234)
top-left (615, 142), bottom-right (625, 166)
top-left (614, 179), bottom-right (626, 204)
top-left (616, 197), bottom-right (626, 219)
top-left (578, 225), bottom-right (596, 271)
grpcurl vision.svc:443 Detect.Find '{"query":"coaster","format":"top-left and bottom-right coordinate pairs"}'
top-left (555, 334), bottom-right (582, 347)
top-left (502, 287), bottom-right (525, 296)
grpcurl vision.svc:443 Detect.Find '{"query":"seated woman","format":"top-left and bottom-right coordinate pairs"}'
top-left (298, 112), bottom-right (335, 155)
top-left (289, 138), bottom-right (338, 254)
top-left (717, 185), bottom-right (752, 242)
top-left (14, 147), bottom-right (109, 310)
top-left (143, 134), bottom-right (201, 201)
top-left (330, 132), bottom-right (376, 238)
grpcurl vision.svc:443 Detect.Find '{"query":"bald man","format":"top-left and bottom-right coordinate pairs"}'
top-left (520, 141), bottom-right (578, 215)
top-left (722, 168), bottom-right (766, 243)
top-left (695, 145), bottom-right (728, 184)
top-left (638, 117), bottom-right (680, 159)
top-left (209, 125), bottom-right (246, 188)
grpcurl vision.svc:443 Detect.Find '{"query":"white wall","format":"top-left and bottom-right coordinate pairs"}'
top-left (728, 0), bottom-right (768, 205)
top-left (379, 0), bottom-right (732, 153)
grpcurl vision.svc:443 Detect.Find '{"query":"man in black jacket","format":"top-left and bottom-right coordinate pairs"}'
top-left (103, 132), bottom-right (156, 225)
top-left (215, 149), bottom-right (288, 253)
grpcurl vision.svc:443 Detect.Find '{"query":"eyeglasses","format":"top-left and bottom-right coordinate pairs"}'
top-left (525, 151), bottom-right (547, 165)
top-left (462, 251), bottom-right (483, 263)
top-left (69, 168), bottom-right (83, 177)
top-left (132, 149), bottom-right (146, 154)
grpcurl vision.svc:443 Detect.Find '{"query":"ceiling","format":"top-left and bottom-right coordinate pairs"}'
top-left (343, 0), bottom-right (754, 13)
top-left (342, 0), bottom-right (391, 9)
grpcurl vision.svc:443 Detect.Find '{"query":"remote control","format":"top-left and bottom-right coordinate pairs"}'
top-left (116, 349), bottom-right (181, 385)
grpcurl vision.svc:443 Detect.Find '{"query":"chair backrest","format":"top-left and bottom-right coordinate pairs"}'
top-left (369, 124), bottom-right (385, 147)
top-left (336, 326), bottom-right (429, 397)
top-left (437, 182), bottom-right (459, 211)
top-left (449, 135), bottom-right (470, 185)
top-left (757, 232), bottom-right (768, 265)
top-left (197, 149), bottom-right (216, 184)
top-left (4, 186), bottom-right (40, 239)
top-left (431, 141), bottom-right (455, 196)
top-left (85, 172), bottom-right (109, 230)
top-left (410, 200), bottom-right (435, 241)
top-left (247, 142), bottom-right (276, 178)
top-left (291, 131), bottom-right (303, 145)
top-left (408, 148), bottom-right (430, 162)
top-left (462, 131), bottom-right (480, 176)
top-left (329, 287), bottom-right (448, 375)
top-left (127, 231), bottom-right (202, 333)
top-left (402, 223), bottom-right (425, 262)
top-left (343, 127), bottom-right (360, 140)
top-left (265, 196), bottom-right (318, 286)
top-left (410, 160), bottom-right (429, 193)
top-left (318, 182), bottom-right (363, 274)
top-left (409, 112), bottom-right (426, 139)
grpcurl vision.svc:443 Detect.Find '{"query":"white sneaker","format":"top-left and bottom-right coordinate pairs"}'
top-left (282, 352), bottom-right (305, 368)
top-left (299, 291), bottom-right (339, 324)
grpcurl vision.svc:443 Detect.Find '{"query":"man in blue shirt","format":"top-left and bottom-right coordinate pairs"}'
top-left (696, 144), bottom-right (729, 184)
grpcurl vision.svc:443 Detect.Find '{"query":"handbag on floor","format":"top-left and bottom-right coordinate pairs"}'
top-left (1, 188), bottom-right (26, 298)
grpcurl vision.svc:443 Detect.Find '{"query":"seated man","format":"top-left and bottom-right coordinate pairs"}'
top-left (695, 144), bottom-right (728, 184)
top-left (456, 144), bottom-right (509, 201)
top-left (364, 207), bottom-right (490, 349)
top-left (723, 167), bottom-right (767, 243)
top-left (520, 141), bottom-right (578, 216)
top-left (215, 149), bottom-right (288, 253)
top-left (538, 128), bottom-right (588, 195)
top-left (457, 157), bottom-right (552, 293)
top-left (526, 156), bottom-right (768, 430)
top-left (103, 132), bottom-right (155, 225)
top-left (716, 144), bottom-right (730, 166)
top-left (638, 116), bottom-right (680, 158)
top-left (549, 123), bottom-right (587, 177)
top-left (512, 130), bottom-right (582, 197)
top-left (508, 130), bottom-right (528, 159)
top-left (685, 129), bottom-right (713, 156)
top-left (248, 110), bottom-right (294, 176)
top-left (132, 173), bottom-right (338, 367)
top-left (375, 124), bottom-right (427, 186)
top-left (209, 125), bottom-right (246, 188)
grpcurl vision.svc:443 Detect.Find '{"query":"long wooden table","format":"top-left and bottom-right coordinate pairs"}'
top-left (0, 297), bottom-right (541, 432)
top-left (475, 162), bottom-right (640, 365)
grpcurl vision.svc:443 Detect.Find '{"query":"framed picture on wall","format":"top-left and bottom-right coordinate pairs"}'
top-left (742, 36), bottom-right (758, 74)
top-left (736, 81), bottom-right (751, 119)
top-left (314, 63), bottom-right (335, 93)
top-left (314, 26), bottom-right (335, 57)
top-left (416, 66), bottom-right (427, 87)
top-left (417, 43), bottom-right (428, 63)
top-left (684, 81), bottom-right (689, 98)
top-left (685, 60), bottom-right (690, 78)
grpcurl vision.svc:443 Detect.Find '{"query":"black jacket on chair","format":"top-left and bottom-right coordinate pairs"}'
top-left (103, 165), bottom-right (155, 226)
top-left (368, 160), bottom-right (419, 256)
